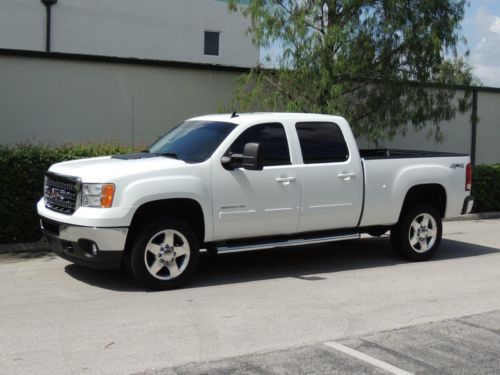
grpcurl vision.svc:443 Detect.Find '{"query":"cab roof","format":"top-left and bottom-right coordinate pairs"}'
top-left (187, 112), bottom-right (346, 125)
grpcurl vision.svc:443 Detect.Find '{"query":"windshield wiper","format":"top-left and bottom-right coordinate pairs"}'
top-left (155, 152), bottom-right (179, 159)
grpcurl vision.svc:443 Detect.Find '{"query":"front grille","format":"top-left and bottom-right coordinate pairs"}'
top-left (44, 172), bottom-right (80, 214)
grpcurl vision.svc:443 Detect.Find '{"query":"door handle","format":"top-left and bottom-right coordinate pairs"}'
top-left (275, 176), bottom-right (296, 184)
top-left (337, 172), bottom-right (356, 180)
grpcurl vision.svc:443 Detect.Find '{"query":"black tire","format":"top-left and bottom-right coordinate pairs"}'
top-left (390, 204), bottom-right (442, 261)
top-left (127, 216), bottom-right (200, 290)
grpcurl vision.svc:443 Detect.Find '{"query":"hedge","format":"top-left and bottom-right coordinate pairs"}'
top-left (0, 144), bottom-right (134, 244)
top-left (471, 163), bottom-right (500, 213)
top-left (0, 144), bottom-right (498, 244)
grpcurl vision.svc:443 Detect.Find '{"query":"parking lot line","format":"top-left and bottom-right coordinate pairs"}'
top-left (323, 341), bottom-right (413, 375)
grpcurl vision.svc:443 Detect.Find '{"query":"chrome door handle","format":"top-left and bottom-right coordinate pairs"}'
top-left (275, 176), bottom-right (296, 184)
top-left (337, 172), bottom-right (356, 180)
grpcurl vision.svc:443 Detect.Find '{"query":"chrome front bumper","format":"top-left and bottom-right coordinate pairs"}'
top-left (40, 217), bottom-right (128, 269)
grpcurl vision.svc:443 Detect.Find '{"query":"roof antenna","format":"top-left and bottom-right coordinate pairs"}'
top-left (231, 111), bottom-right (239, 118)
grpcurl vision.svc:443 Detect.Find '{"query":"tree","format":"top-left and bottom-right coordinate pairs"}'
top-left (228, 0), bottom-right (477, 144)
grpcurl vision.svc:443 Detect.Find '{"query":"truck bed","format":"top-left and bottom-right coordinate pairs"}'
top-left (360, 149), bottom-right (468, 160)
top-left (359, 152), bottom-right (470, 227)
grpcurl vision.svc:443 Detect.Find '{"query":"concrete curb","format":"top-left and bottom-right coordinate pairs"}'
top-left (0, 240), bottom-right (50, 254)
top-left (444, 211), bottom-right (500, 222)
top-left (1, 212), bottom-right (499, 255)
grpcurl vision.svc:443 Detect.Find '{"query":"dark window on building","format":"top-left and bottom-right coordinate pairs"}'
top-left (228, 123), bottom-right (291, 166)
top-left (204, 31), bottom-right (220, 56)
top-left (295, 122), bottom-right (349, 164)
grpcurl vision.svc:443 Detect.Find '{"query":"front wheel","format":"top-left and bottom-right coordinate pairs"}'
top-left (390, 204), bottom-right (442, 261)
top-left (128, 216), bottom-right (200, 290)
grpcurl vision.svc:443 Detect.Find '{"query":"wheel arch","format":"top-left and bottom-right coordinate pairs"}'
top-left (398, 184), bottom-right (447, 222)
top-left (125, 198), bottom-right (206, 252)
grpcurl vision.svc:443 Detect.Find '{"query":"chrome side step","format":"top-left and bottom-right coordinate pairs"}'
top-left (215, 233), bottom-right (360, 254)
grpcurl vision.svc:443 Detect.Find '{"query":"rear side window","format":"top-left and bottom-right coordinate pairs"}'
top-left (228, 123), bottom-right (291, 166)
top-left (295, 122), bottom-right (349, 164)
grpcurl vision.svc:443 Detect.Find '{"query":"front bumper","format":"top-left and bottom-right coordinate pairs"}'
top-left (462, 195), bottom-right (474, 215)
top-left (40, 216), bottom-right (128, 269)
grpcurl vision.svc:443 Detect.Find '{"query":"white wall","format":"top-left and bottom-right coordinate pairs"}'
top-left (358, 92), bottom-right (472, 155)
top-left (476, 92), bottom-right (500, 165)
top-left (1, 54), bottom-right (499, 164)
top-left (0, 0), bottom-right (259, 68)
top-left (0, 55), bottom-right (241, 146)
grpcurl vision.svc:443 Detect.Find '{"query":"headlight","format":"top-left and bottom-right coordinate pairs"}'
top-left (81, 183), bottom-right (115, 208)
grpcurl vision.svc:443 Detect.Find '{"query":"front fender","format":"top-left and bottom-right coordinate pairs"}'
top-left (119, 174), bottom-right (213, 241)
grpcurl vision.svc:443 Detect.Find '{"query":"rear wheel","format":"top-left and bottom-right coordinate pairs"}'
top-left (390, 204), bottom-right (442, 261)
top-left (128, 216), bottom-right (200, 290)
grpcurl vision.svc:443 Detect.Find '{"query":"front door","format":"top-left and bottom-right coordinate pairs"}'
top-left (212, 122), bottom-right (300, 241)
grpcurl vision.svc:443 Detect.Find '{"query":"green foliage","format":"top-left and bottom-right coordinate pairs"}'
top-left (0, 143), bottom-right (134, 244)
top-left (228, 0), bottom-right (478, 144)
top-left (472, 164), bottom-right (500, 213)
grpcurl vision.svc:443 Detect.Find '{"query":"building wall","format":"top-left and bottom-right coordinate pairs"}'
top-left (476, 92), bottom-right (500, 165)
top-left (357, 91), bottom-right (472, 155)
top-left (0, 0), bottom-right (258, 68)
top-left (0, 54), bottom-right (242, 147)
top-left (0, 53), bottom-right (499, 164)
top-left (358, 90), bottom-right (499, 165)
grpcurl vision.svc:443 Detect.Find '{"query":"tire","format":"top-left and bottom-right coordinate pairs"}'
top-left (128, 216), bottom-right (200, 290)
top-left (390, 204), bottom-right (442, 261)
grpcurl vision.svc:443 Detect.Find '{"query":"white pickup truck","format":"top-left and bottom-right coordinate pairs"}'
top-left (38, 113), bottom-right (474, 289)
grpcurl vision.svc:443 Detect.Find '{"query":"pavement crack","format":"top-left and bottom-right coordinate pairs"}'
top-left (458, 320), bottom-right (500, 336)
top-left (104, 341), bottom-right (115, 350)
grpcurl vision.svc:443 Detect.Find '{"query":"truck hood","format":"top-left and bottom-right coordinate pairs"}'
top-left (49, 155), bottom-right (186, 182)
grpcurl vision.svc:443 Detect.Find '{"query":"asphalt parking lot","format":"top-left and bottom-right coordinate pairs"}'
top-left (1, 219), bottom-right (500, 375)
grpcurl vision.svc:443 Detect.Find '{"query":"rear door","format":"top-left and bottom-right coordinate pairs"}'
top-left (294, 121), bottom-right (363, 232)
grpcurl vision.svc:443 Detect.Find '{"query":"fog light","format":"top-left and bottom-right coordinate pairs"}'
top-left (91, 243), bottom-right (98, 256)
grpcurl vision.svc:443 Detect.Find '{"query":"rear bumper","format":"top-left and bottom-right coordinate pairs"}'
top-left (462, 195), bottom-right (474, 215)
top-left (40, 216), bottom-right (127, 269)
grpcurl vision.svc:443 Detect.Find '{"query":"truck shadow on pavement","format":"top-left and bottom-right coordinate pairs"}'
top-left (64, 237), bottom-right (500, 292)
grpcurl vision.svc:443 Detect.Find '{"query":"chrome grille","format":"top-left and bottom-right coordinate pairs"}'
top-left (44, 173), bottom-right (80, 214)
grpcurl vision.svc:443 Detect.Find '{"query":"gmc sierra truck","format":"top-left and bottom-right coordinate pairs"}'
top-left (38, 113), bottom-right (474, 289)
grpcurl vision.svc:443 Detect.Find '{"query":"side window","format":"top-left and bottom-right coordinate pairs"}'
top-left (295, 122), bottom-right (349, 164)
top-left (228, 123), bottom-right (291, 166)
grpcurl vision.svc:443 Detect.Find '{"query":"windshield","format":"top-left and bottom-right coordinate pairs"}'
top-left (148, 121), bottom-right (237, 163)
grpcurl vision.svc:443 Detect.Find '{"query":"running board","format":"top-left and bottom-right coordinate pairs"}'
top-left (215, 233), bottom-right (360, 254)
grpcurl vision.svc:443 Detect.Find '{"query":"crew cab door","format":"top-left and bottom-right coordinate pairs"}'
top-left (294, 121), bottom-right (363, 232)
top-left (212, 122), bottom-right (300, 241)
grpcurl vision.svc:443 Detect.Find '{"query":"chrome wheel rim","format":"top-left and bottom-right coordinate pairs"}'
top-left (408, 213), bottom-right (437, 253)
top-left (144, 229), bottom-right (190, 280)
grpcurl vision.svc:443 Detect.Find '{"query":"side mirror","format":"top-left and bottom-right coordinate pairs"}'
top-left (221, 142), bottom-right (264, 171)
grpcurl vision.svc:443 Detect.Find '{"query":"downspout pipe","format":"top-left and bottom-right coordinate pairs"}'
top-left (41, 0), bottom-right (58, 52)
top-left (471, 88), bottom-right (478, 167)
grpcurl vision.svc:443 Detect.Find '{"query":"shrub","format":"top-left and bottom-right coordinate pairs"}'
top-left (0, 144), bottom-right (134, 244)
top-left (472, 163), bottom-right (500, 213)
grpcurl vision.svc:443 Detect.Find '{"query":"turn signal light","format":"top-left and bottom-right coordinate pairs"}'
top-left (101, 184), bottom-right (115, 208)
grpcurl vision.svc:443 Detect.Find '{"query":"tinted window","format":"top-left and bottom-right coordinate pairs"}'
top-left (204, 31), bottom-right (220, 56)
top-left (295, 122), bottom-right (349, 164)
top-left (228, 123), bottom-right (291, 166)
top-left (149, 121), bottom-right (236, 163)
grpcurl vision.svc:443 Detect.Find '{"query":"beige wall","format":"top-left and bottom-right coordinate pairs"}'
top-left (0, 55), bottom-right (240, 147)
top-left (0, 0), bottom-right (258, 68)
top-left (1, 54), bottom-right (499, 164)
top-left (357, 90), bottom-right (500, 165)
top-left (476, 92), bottom-right (500, 165)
